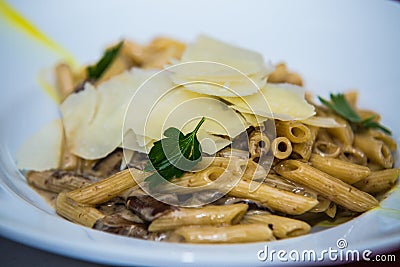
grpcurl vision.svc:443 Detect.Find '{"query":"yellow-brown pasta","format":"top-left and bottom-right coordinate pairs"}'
top-left (354, 133), bottom-right (393, 168)
top-left (174, 224), bottom-right (274, 243)
top-left (228, 179), bottom-right (318, 215)
top-left (292, 126), bottom-right (318, 160)
top-left (367, 129), bottom-right (397, 152)
top-left (309, 154), bottom-right (371, 184)
top-left (242, 212), bottom-right (311, 239)
top-left (313, 140), bottom-right (341, 158)
top-left (248, 130), bottom-right (270, 160)
top-left (274, 160), bottom-right (378, 212)
top-left (271, 137), bottom-right (292, 159)
top-left (339, 145), bottom-right (368, 166)
top-left (276, 121), bottom-right (311, 143)
top-left (353, 168), bottom-right (400, 194)
top-left (148, 203), bottom-right (248, 232)
top-left (327, 117), bottom-right (354, 146)
top-left (56, 193), bottom-right (105, 228)
top-left (66, 168), bottom-right (138, 205)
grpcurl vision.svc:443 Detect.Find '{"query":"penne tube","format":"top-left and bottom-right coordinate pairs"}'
top-left (354, 134), bottom-right (393, 168)
top-left (353, 169), bottom-right (400, 194)
top-left (367, 129), bottom-right (397, 152)
top-left (242, 212), bottom-right (311, 239)
top-left (248, 130), bottom-right (270, 160)
top-left (292, 126), bottom-right (318, 160)
top-left (174, 224), bottom-right (274, 243)
top-left (55, 63), bottom-right (75, 101)
top-left (148, 204), bottom-right (248, 232)
top-left (56, 192), bottom-right (105, 228)
top-left (276, 121), bottom-right (311, 143)
top-left (271, 137), bottom-right (292, 159)
top-left (339, 145), bottom-right (368, 166)
top-left (313, 140), bottom-right (341, 158)
top-left (228, 179), bottom-right (319, 215)
top-left (309, 154), bottom-right (371, 184)
top-left (66, 168), bottom-right (139, 205)
top-left (275, 160), bottom-right (379, 212)
top-left (198, 158), bottom-right (266, 183)
top-left (327, 117), bottom-right (354, 146)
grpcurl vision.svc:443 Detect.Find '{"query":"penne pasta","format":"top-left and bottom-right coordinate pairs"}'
top-left (309, 154), bottom-right (370, 184)
top-left (248, 130), bottom-right (270, 160)
top-left (276, 121), bottom-right (311, 143)
top-left (20, 35), bottom-right (400, 244)
top-left (242, 212), bottom-right (311, 239)
top-left (275, 160), bottom-right (379, 212)
top-left (339, 145), bottom-right (368, 166)
top-left (353, 169), bottom-right (400, 194)
top-left (66, 169), bottom-right (138, 205)
top-left (228, 179), bottom-right (319, 215)
top-left (271, 137), bottom-right (292, 159)
top-left (367, 129), bottom-right (397, 152)
top-left (148, 203), bottom-right (248, 232)
top-left (354, 133), bottom-right (393, 168)
top-left (327, 117), bottom-right (354, 146)
top-left (174, 224), bottom-right (274, 243)
top-left (292, 126), bottom-right (318, 160)
top-left (56, 192), bottom-right (105, 228)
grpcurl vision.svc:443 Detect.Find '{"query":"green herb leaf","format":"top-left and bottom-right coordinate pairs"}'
top-left (86, 41), bottom-right (124, 80)
top-left (318, 93), bottom-right (392, 135)
top-left (144, 117), bottom-right (206, 188)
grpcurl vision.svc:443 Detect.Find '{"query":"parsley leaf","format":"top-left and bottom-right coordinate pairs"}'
top-left (144, 117), bottom-right (206, 188)
top-left (318, 93), bottom-right (391, 135)
top-left (86, 41), bottom-right (124, 80)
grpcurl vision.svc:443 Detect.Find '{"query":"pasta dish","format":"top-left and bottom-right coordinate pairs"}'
top-left (17, 35), bottom-right (399, 243)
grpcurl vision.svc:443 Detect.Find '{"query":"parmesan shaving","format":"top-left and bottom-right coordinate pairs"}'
top-left (61, 68), bottom-right (157, 159)
top-left (301, 116), bottom-right (346, 128)
top-left (223, 83), bottom-right (315, 121)
top-left (16, 119), bottom-right (63, 171)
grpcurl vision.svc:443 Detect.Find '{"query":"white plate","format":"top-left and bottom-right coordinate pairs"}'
top-left (0, 0), bottom-right (399, 266)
